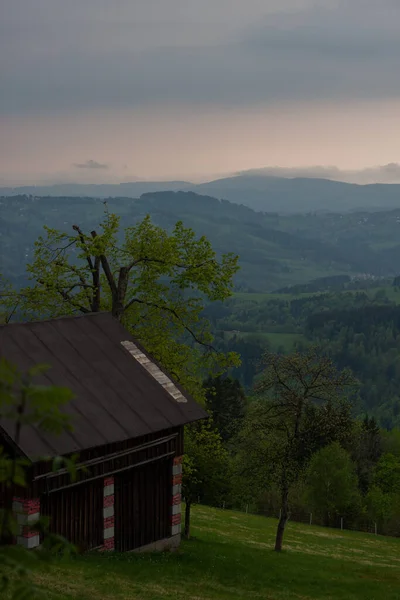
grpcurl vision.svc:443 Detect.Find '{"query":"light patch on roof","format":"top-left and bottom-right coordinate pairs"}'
top-left (121, 340), bottom-right (187, 403)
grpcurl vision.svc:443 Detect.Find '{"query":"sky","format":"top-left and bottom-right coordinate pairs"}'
top-left (2, 0), bottom-right (400, 185)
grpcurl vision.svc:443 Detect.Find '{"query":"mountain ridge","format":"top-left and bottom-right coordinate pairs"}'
top-left (3, 175), bottom-right (400, 213)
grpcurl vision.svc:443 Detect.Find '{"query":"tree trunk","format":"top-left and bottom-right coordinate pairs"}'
top-left (184, 500), bottom-right (191, 540)
top-left (275, 484), bottom-right (289, 552)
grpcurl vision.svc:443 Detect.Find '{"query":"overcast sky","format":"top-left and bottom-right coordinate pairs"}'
top-left (2, 0), bottom-right (400, 184)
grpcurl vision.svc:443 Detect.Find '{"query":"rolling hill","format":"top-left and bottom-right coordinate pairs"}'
top-left (3, 174), bottom-right (400, 213)
top-left (2, 191), bottom-right (400, 292)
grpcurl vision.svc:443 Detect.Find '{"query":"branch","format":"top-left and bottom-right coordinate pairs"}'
top-left (90, 230), bottom-right (118, 297)
top-left (37, 279), bottom-right (90, 314)
top-left (4, 299), bottom-right (20, 324)
top-left (42, 239), bottom-right (77, 267)
top-left (67, 225), bottom-right (101, 310)
top-left (125, 296), bottom-right (216, 352)
top-left (110, 246), bottom-right (216, 272)
top-left (92, 256), bottom-right (101, 312)
top-left (72, 225), bottom-right (94, 271)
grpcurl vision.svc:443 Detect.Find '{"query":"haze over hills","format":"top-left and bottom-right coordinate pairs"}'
top-left (2, 190), bottom-right (400, 293)
top-left (3, 174), bottom-right (400, 214)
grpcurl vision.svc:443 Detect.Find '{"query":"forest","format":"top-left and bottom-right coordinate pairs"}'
top-left (4, 191), bottom-right (400, 292)
top-left (1, 195), bottom-right (400, 560)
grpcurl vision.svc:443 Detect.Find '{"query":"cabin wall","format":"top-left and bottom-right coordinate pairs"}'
top-left (4, 426), bottom-right (184, 552)
top-left (31, 426), bottom-right (183, 496)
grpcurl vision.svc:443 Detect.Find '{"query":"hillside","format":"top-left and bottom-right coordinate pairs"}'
top-left (4, 175), bottom-right (400, 213)
top-left (195, 175), bottom-right (400, 213)
top-left (210, 285), bottom-right (400, 427)
top-left (2, 191), bottom-right (400, 292)
top-left (21, 505), bottom-right (400, 600)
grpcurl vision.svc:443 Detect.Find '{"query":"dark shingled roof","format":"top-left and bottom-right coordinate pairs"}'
top-left (0, 313), bottom-right (207, 461)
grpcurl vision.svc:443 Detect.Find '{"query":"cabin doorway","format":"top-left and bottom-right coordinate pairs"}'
top-left (114, 457), bottom-right (171, 551)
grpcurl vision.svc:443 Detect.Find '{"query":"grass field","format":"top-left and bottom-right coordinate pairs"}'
top-left (20, 505), bottom-right (400, 600)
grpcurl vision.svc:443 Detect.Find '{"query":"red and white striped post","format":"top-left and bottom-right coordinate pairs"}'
top-left (12, 497), bottom-right (40, 549)
top-left (103, 476), bottom-right (115, 551)
top-left (171, 456), bottom-right (182, 537)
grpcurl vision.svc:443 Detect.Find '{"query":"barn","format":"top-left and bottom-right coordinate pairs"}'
top-left (0, 312), bottom-right (207, 552)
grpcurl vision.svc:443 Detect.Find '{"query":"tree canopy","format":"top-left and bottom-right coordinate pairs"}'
top-left (3, 212), bottom-right (240, 401)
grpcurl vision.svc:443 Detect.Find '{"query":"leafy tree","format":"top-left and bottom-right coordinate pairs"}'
top-left (182, 421), bottom-right (230, 539)
top-left (382, 428), bottom-right (400, 457)
top-left (0, 358), bottom-right (76, 598)
top-left (366, 485), bottom-right (396, 531)
top-left (373, 453), bottom-right (400, 495)
top-left (365, 453), bottom-right (400, 535)
top-left (306, 442), bottom-right (361, 527)
top-left (6, 212), bottom-right (239, 401)
top-left (352, 415), bottom-right (382, 494)
top-left (203, 376), bottom-right (247, 444)
top-left (253, 348), bottom-right (357, 551)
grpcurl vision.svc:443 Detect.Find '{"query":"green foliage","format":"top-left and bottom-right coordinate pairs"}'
top-left (0, 360), bottom-right (76, 599)
top-left (182, 420), bottom-right (231, 538)
top-left (373, 453), bottom-right (400, 495)
top-left (305, 442), bottom-right (361, 527)
top-left (236, 349), bottom-right (357, 550)
top-left (203, 376), bottom-right (246, 444)
top-left (351, 416), bottom-right (382, 494)
top-left (0, 359), bottom-right (74, 437)
top-left (183, 421), bottom-right (230, 508)
top-left (11, 212), bottom-right (239, 401)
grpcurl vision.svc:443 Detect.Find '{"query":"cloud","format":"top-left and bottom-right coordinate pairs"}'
top-left (237, 164), bottom-right (400, 185)
top-left (1, 1), bottom-right (400, 116)
top-left (73, 160), bottom-right (109, 170)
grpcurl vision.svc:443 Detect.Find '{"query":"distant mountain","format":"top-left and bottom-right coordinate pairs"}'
top-left (3, 175), bottom-right (400, 214)
top-left (194, 176), bottom-right (400, 213)
top-left (3, 191), bottom-right (400, 292)
top-left (0, 181), bottom-right (191, 198)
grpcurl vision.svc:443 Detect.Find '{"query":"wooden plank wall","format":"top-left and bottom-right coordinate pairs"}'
top-left (115, 457), bottom-right (171, 551)
top-left (40, 478), bottom-right (104, 551)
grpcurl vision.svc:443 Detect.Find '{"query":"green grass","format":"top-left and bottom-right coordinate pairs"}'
top-left (25, 505), bottom-right (400, 599)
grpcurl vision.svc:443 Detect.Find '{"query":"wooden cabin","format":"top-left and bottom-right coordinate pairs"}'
top-left (0, 313), bottom-right (207, 551)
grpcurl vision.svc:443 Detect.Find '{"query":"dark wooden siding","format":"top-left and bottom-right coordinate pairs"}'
top-left (115, 457), bottom-right (171, 551)
top-left (40, 479), bottom-right (103, 551)
top-left (31, 426), bottom-right (183, 496)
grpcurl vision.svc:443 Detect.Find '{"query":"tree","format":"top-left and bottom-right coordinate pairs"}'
top-left (0, 273), bottom-right (17, 324)
top-left (352, 415), bottom-right (382, 495)
top-left (373, 453), bottom-right (400, 495)
top-left (203, 376), bottom-right (247, 444)
top-left (306, 442), bottom-right (361, 527)
top-left (0, 358), bottom-right (76, 597)
top-left (253, 348), bottom-right (357, 551)
top-left (5, 212), bottom-right (239, 401)
top-left (182, 421), bottom-right (230, 539)
top-left (366, 453), bottom-right (400, 535)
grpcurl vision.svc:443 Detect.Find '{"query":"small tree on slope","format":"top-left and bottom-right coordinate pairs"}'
top-left (249, 348), bottom-right (357, 551)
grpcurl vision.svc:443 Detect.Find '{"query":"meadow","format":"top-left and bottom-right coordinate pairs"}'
top-left (24, 505), bottom-right (400, 600)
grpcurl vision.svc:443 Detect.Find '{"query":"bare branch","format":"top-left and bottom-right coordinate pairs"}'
top-left (125, 296), bottom-right (216, 352)
top-left (72, 224), bottom-right (94, 272)
top-left (91, 230), bottom-right (118, 297)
